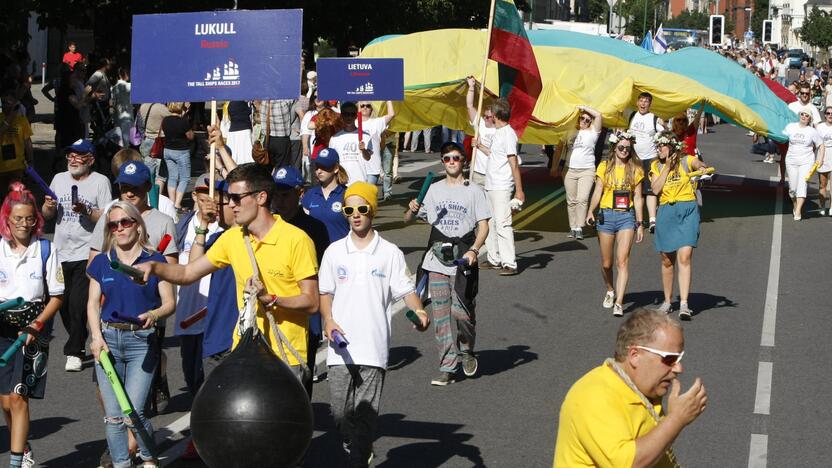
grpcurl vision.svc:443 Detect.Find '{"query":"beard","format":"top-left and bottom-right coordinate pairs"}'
top-left (68, 164), bottom-right (90, 177)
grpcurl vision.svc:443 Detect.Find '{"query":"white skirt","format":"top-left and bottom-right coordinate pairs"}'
top-left (227, 129), bottom-right (254, 165)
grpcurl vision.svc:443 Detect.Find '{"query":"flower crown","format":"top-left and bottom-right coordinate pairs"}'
top-left (608, 130), bottom-right (636, 144)
top-left (653, 133), bottom-right (686, 152)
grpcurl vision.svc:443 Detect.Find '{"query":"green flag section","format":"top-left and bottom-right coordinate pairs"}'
top-left (491, 0), bottom-right (542, 137)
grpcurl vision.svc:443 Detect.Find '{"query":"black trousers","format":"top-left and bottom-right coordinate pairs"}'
top-left (180, 334), bottom-right (205, 397)
top-left (59, 260), bottom-right (89, 357)
top-left (267, 135), bottom-right (292, 169)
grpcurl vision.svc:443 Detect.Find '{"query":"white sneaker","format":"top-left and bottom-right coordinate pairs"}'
top-left (654, 302), bottom-right (673, 314)
top-left (22, 445), bottom-right (34, 468)
top-left (613, 304), bottom-right (624, 317)
top-left (602, 290), bottom-right (615, 309)
top-left (65, 356), bottom-right (82, 372)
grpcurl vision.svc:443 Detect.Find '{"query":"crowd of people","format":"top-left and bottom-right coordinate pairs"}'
top-left (0, 34), bottom-right (826, 468)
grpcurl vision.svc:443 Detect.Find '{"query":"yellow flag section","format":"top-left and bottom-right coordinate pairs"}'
top-left (361, 29), bottom-right (796, 144)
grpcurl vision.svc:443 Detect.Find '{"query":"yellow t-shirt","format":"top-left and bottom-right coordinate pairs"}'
top-left (650, 156), bottom-right (698, 205)
top-left (0, 113), bottom-right (32, 174)
top-left (206, 215), bottom-right (319, 366)
top-left (595, 160), bottom-right (644, 209)
top-left (554, 363), bottom-right (677, 468)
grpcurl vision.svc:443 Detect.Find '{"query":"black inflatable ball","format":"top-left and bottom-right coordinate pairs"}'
top-left (191, 328), bottom-right (313, 467)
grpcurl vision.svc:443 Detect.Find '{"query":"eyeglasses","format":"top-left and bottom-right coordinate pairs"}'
top-left (483, 114), bottom-right (494, 120)
top-left (342, 205), bottom-right (371, 216)
top-left (800, 113), bottom-right (811, 118)
top-left (825, 112), bottom-right (832, 116)
top-left (634, 345), bottom-right (685, 366)
top-left (9, 215), bottom-right (37, 226)
top-left (442, 154), bottom-right (463, 163)
top-left (799, 92), bottom-right (811, 96)
top-left (359, 104), bottom-right (372, 109)
top-left (66, 153), bottom-right (92, 161)
top-left (226, 191), bottom-right (258, 204)
top-left (107, 217), bottom-right (137, 232)
top-left (616, 145), bottom-right (631, 151)
top-left (579, 116), bottom-right (592, 123)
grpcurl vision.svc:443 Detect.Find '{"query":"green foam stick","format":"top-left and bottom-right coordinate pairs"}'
top-left (0, 297), bottom-right (24, 312)
top-left (406, 310), bottom-right (422, 328)
top-left (0, 333), bottom-right (28, 367)
top-left (148, 184), bottom-right (159, 209)
top-left (415, 171), bottom-right (435, 205)
top-left (110, 260), bottom-right (146, 284)
top-left (99, 351), bottom-right (132, 414)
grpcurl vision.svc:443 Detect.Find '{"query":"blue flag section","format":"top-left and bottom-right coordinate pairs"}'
top-left (317, 58), bottom-right (404, 101)
top-left (130, 9), bottom-right (302, 103)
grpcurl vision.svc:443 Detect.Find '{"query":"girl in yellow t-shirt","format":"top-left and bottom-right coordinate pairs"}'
top-left (649, 131), bottom-right (711, 320)
top-left (586, 130), bottom-right (645, 317)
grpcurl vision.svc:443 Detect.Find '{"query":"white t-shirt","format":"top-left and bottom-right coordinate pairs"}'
top-left (628, 111), bottom-right (664, 160)
top-left (361, 117), bottom-right (388, 176)
top-left (300, 110), bottom-right (317, 149)
top-left (815, 122), bottom-right (832, 172)
top-left (0, 238), bottom-right (64, 303)
top-left (485, 125), bottom-right (519, 191)
top-left (788, 101), bottom-right (822, 125)
top-left (319, 231), bottom-right (414, 368)
top-left (472, 119), bottom-right (497, 175)
top-left (568, 129), bottom-right (600, 169)
top-left (778, 61), bottom-right (788, 78)
top-left (328, 129), bottom-right (373, 185)
top-left (783, 123), bottom-right (822, 165)
top-left (174, 214), bottom-right (221, 336)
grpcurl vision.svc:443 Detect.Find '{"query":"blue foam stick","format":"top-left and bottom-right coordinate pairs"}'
top-left (331, 330), bottom-right (348, 349)
top-left (112, 312), bottom-right (144, 326)
top-left (453, 258), bottom-right (468, 266)
top-left (24, 166), bottom-right (58, 200)
top-left (416, 274), bottom-right (428, 297)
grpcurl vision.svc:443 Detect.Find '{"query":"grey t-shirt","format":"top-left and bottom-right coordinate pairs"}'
top-left (49, 171), bottom-right (113, 263)
top-left (417, 180), bottom-right (491, 275)
top-left (138, 103), bottom-right (172, 139)
top-left (90, 206), bottom-right (179, 257)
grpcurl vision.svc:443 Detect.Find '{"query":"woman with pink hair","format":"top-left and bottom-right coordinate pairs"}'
top-left (0, 182), bottom-right (63, 468)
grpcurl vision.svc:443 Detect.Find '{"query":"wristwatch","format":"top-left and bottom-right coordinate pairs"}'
top-left (194, 226), bottom-right (209, 236)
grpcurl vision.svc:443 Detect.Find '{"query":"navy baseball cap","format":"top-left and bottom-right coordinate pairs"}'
top-left (64, 139), bottom-right (96, 155)
top-left (315, 148), bottom-right (339, 169)
top-left (115, 161), bottom-right (151, 187)
top-left (273, 166), bottom-right (304, 190)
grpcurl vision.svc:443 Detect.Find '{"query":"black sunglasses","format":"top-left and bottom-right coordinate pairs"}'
top-left (226, 191), bottom-right (258, 204)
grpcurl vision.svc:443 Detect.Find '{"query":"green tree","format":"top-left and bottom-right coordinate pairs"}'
top-left (751, 0), bottom-right (768, 42)
top-left (621, 0), bottom-right (659, 39)
top-left (664, 9), bottom-right (710, 30)
top-left (800, 6), bottom-right (832, 50)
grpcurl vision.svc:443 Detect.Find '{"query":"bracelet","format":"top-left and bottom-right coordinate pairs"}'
top-left (266, 294), bottom-right (279, 308)
top-left (194, 226), bottom-right (209, 235)
top-left (23, 326), bottom-right (40, 337)
top-left (149, 310), bottom-right (158, 321)
top-left (468, 247), bottom-right (479, 255)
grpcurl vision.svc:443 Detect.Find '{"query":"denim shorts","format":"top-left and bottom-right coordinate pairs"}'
top-left (597, 208), bottom-right (637, 234)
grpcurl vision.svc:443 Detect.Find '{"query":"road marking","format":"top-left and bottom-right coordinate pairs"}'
top-left (761, 183), bottom-right (783, 347)
top-left (753, 361), bottom-right (773, 415)
top-left (513, 187), bottom-right (565, 224)
top-left (398, 160), bottom-right (440, 174)
top-left (514, 191), bottom-right (567, 230)
top-left (748, 434), bottom-right (768, 468)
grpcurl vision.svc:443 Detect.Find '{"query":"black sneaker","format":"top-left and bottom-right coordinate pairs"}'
top-left (575, 228), bottom-right (584, 240)
top-left (430, 372), bottom-right (455, 386)
top-left (99, 447), bottom-right (113, 468)
top-left (462, 354), bottom-right (478, 377)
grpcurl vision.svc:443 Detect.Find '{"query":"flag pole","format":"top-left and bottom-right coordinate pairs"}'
top-left (209, 100), bottom-right (217, 199)
top-left (470, 0), bottom-right (498, 180)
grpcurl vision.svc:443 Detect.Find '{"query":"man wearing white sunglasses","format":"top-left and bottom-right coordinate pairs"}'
top-left (554, 308), bottom-right (708, 467)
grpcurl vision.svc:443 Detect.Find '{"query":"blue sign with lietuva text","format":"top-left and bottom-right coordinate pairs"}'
top-left (316, 58), bottom-right (404, 102)
top-left (131, 9), bottom-right (302, 103)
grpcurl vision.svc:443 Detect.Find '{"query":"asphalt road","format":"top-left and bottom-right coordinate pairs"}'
top-left (5, 120), bottom-right (832, 467)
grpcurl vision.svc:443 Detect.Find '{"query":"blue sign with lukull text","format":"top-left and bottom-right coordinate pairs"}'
top-left (317, 58), bottom-right (404, 101)
top-left (131, 9), bottom-right (302, 103)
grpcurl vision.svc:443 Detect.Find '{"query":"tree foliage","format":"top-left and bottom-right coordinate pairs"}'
top-left (751, 0), bottom-right (768, 42)
top-left (800, 6), bottom-right (832, 50)
top-left (664, 9), bottom-right (710, 30)
top-left (23, 0), bottom-right (490, 62)
top-left (620, 0), bottom-right (664, 39)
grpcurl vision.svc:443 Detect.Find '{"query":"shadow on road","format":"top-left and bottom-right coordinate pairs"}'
top-left (0, 416), bottom-right (78, 453)
top-left (378, 413), bottom-right (485, 468)
top-left (40, 439), bottom-right (107, 468)
top-left (474, 345), bottom-right (538, 378)
top-left (387, 346), bottom-right (423, 372)
top-left (622, 290), bottom-right (738, 315)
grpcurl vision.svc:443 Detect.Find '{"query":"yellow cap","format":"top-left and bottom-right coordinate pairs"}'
top-left (344, 182), bottom-right (378, 215)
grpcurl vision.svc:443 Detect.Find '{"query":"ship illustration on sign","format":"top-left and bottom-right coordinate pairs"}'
top-left (193, 59), bottom-right (241, 88)
top-left (347, 82), bottom-right (375, 95)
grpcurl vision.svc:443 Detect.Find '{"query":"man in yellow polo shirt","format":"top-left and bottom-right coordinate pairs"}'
top-left (553, 308), bottom-right (708, 468)
top-left (138, 163), bottom-right (319, 377)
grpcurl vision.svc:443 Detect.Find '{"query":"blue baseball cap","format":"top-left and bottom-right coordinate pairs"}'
top-left (115, 161), bottom-right (151, 187)
top-left (315, 148), bottom-right (339, 169)
top-left (273, 166), bottom-right (304, 190)
top-left (64, 139), bottom-right (96, 155)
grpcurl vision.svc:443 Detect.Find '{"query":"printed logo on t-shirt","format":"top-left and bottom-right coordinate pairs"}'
top-left (370, 268), bottom-right (386, 278)
top-left (0, 270), bottom-right (7, 284)
top-left (331, 202), bottom-right (342, 213)
top-left (432, 201), bottom-right (470, 229)
top-left (28, 272), bottom-right (43, 281)
top-left (336, 265), bottom-right (349, 283)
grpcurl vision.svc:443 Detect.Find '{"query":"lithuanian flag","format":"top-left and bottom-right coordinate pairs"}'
top-left (489, 0), bottom-right (542, 137)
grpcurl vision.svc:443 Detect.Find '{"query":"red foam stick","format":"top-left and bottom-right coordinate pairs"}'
top-left (156, 234), bottom-right (172, 253)
top-left (357, 111), bottom-right (363, 143)
top-left (180, 306), bottom-right (208, 329)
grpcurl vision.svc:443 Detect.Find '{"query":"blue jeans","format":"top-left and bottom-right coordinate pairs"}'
top-left (367, 174), bottom-right (380, 185)
top-left (382, 144), bottom-right (394, 198)
top-left (95, 325), bottom-right (158, 468)
top-left (441, 127), bottom-right (464, 144)
top-left (164, 148), bottom-right (191, 194)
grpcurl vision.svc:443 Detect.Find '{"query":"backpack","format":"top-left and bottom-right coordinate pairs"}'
top-left (629, 111), bottom-right (660, 132)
